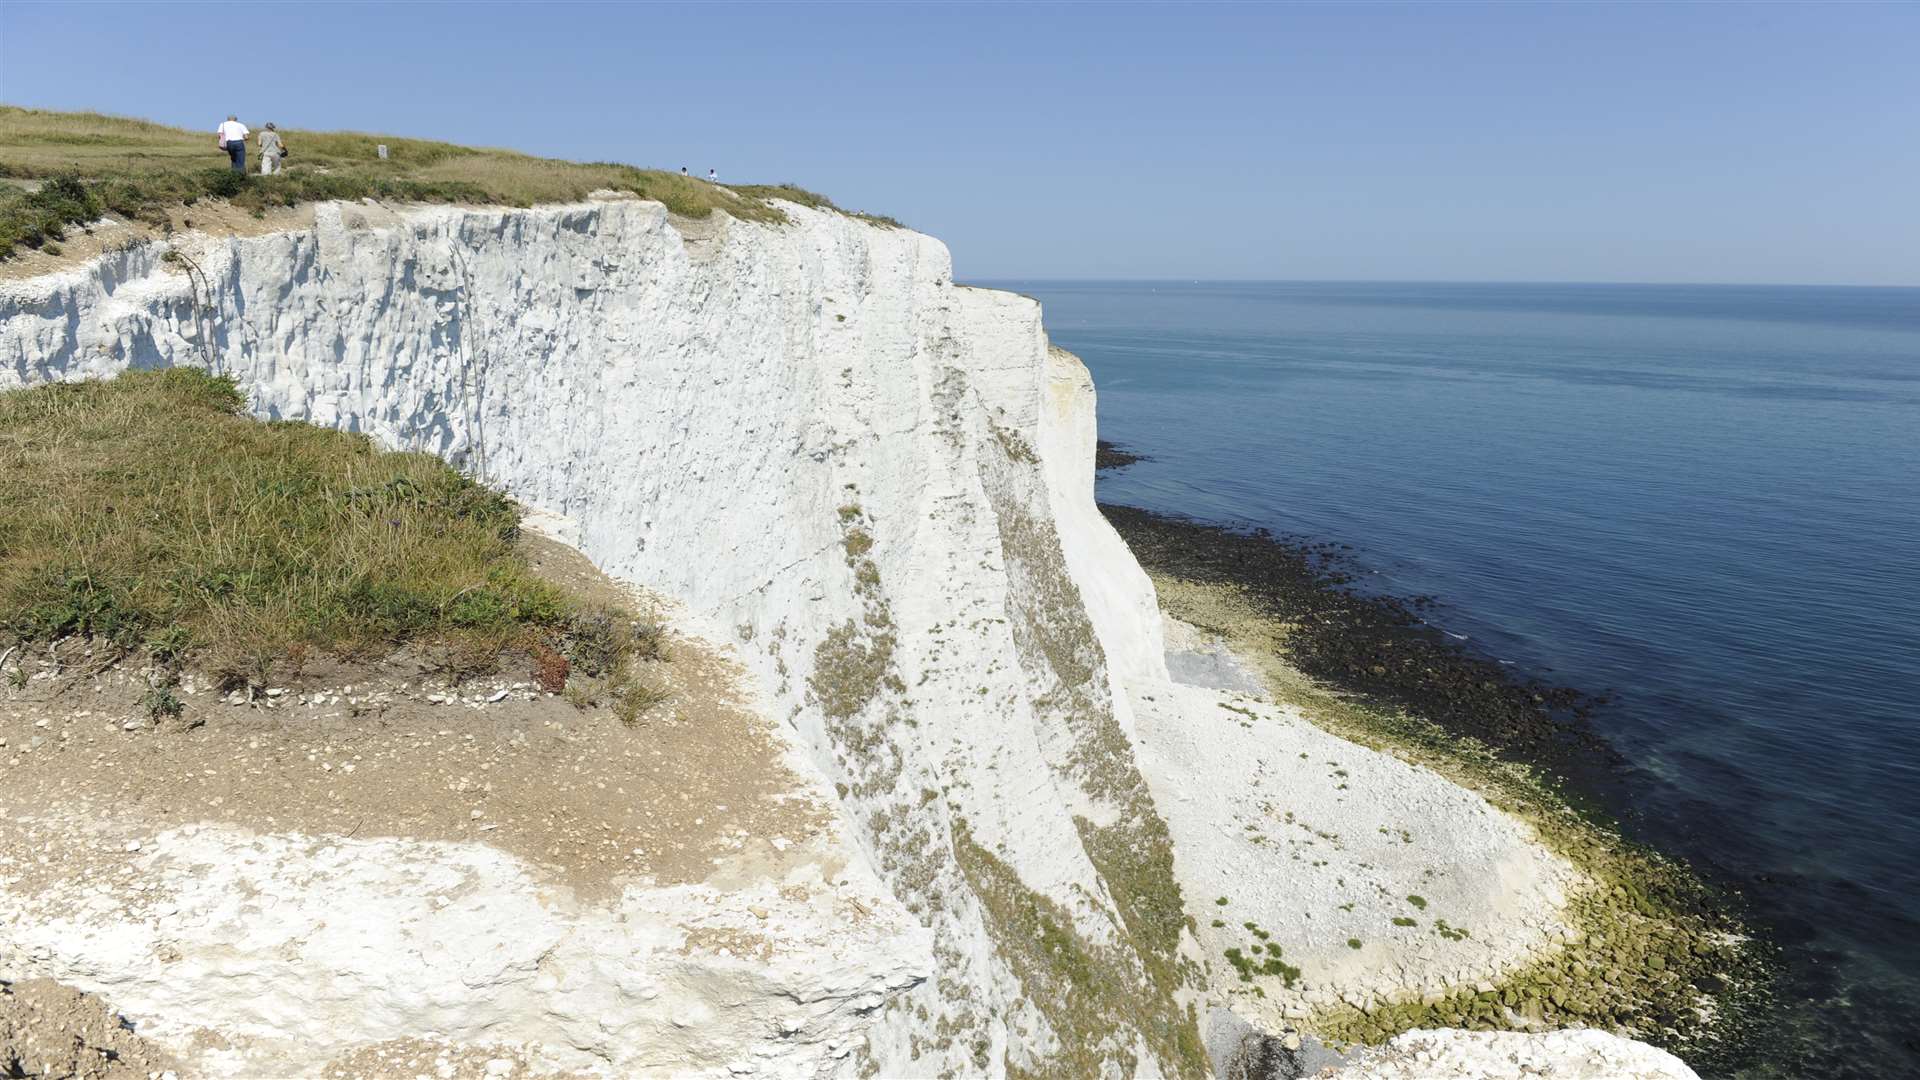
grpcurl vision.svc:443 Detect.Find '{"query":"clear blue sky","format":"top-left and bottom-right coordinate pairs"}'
top-left (3, 1), bottom-right (1915, 284)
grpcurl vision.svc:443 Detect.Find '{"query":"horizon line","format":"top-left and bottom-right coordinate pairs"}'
top-left (960, 276), bottom-right (1920, 291)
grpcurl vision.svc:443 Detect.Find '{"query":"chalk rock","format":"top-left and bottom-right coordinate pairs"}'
top-left (0, 196), bottom-right (1691, 1079)
top-left (1346, 1028), bottom-right (1699, 1079)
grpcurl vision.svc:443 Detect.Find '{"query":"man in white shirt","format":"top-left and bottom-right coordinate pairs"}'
top-left (217, 116), bottom-right (249, 174)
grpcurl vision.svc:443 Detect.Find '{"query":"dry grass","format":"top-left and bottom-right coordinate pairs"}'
top-left (0, 106), bottom-right (899, 256)
top-left (0, 368), bottom-right (644, 690)
top-left (730, 183), bottom-right (905, 229)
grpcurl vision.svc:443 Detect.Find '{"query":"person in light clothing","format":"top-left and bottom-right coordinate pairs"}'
top-left (217, 115), bottom-right (249, 174)
top-left (707, 168), bottom-right (718, 183)
top-left (258, 123), bottom-right (285, 175)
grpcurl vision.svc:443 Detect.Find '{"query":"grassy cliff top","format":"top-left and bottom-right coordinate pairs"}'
top-left (0, 106), bottom-right (897, 258)
top-left (0, 368), bottom-right (658, 701)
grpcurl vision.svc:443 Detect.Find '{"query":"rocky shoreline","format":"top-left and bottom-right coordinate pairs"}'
top-left (1093, 453), bottom-right (1771, 1074)
top-left (1099, 502), bottom-right (1604, 763)
top-left (1095, 438), bottom-right (1148, 472)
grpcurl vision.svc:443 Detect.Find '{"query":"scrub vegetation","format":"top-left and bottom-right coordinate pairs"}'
top-left (0, 106), bottom-right (898, 257)
top-left (1221, 917), bottom-right (1302, 989)
top-left (0, 368), bottom-right (653, 693)
top-left (975, 442), bottom-right (1206, 1076)
top-left (728, 183), bottom-right (906, 230)
top-left (953, 820), bottom-right (1205, 1079)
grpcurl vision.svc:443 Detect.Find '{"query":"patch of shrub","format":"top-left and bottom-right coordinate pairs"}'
top-left (0, 172), bottom-right (101, 254)
top-left (531, 644), bottom-right (570, 694)
top-left (141, 682), bottom-right (183, 720)
top-left (611, 673), bottom-right (671, 726)
top-left (558, 606), bottom-right (632, 675)
top-left (201, 166), bottom-right (246, 199)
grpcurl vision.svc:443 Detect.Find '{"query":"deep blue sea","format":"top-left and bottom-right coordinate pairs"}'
top-left (983, 280), bottom-right (1920, 1079)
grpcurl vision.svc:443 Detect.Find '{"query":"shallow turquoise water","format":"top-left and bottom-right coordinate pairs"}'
top-left (984, 280), bottom-right (1920, 1079)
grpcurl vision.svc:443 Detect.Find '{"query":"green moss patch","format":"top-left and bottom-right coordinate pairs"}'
top-left (1222, 919), bottom-right (1302, 989)
top-left (953, 820), bottom-right (1204, 1078)
top-left (975, 437), bottom-right (1206, 1075)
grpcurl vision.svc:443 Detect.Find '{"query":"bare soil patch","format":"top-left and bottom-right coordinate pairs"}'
top-left (0, 536), bottom-right (830, 902)
top-left (0, 978), bottom-right (176, 1080)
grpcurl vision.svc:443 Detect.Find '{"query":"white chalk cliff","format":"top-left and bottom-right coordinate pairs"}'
top-left (0, 198), bottom-right (1694, 1078)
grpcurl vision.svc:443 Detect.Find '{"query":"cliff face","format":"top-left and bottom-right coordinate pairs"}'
top-left (0, 198), bottom-right (1196, 1076)
top-left (0, 199), bottom-right (1692, 1080)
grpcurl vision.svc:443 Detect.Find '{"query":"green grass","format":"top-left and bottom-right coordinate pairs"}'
top-left (952, 819), bottom-right (1208, 1077)
top-left (0, 106), bottom-right (900, 257)
top-left (1222, 944), bottom-right (1302, 987)
top-left (0, 368), bottom-right (620, 687)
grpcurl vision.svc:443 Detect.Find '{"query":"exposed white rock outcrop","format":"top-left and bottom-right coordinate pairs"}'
top-left (0, 198), bottom-right (1678, 1078)
top-left (1347, 1028), bottom-right (1700, 1079)
top-left (0, 813), bottom-right (924, 1078)
top-left (1129, 678), bottom-right (1578, 1030)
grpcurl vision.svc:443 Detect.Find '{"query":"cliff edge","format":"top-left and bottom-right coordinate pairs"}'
top-left (0, 197), bottom-right (1693, 1079)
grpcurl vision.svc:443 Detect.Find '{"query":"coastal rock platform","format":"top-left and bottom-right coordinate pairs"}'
top-left (1132, 676), bottom-right (1579, 1027)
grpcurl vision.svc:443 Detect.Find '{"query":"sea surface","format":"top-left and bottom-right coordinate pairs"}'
top-left (981, 280), bottom-right (1920, 1079)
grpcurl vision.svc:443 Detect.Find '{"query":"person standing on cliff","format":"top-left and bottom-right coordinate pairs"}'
top-left (707, 168), bottom-right (718, 183)
top-left (217, 115), bottom-right (249, 174)
top-left (257, 123), bottom-right (286, 176)
top-left (257, 122), bottom-right (286, 174)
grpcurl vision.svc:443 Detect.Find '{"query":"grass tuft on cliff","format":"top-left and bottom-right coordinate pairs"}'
top-left (0, 106), bottom-right (900, 257)
top-left (0, 368), bottom-right (622, 689)
top-left (728, 183), bottom-right (906, 230)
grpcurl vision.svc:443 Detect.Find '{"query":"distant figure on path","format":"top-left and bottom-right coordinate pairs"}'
top-left (217, 115), bottom-right (249, 174)
top-left (258, 123), bottom-right (286, 175)
top-left (680, 166), bottom-right (689, 176)
top-left (707, 168), bottom-right (718, 183)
